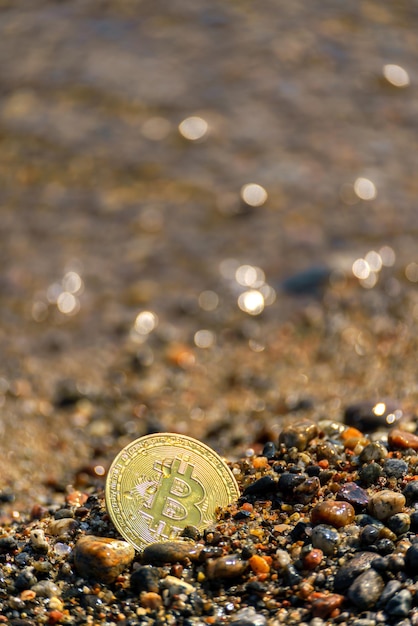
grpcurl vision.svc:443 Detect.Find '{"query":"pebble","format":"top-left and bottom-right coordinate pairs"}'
top-left (403, 480), bottom-right (418, 504)
top-left (140, 591), bottom-right (163, 610)
top-left (243, 474), bottom-right (278, 497)
top-left (347, 568), bottom-right (385, 610)
top-left (378, 579), bottom-right (402, 607)
top-left (404, 543), bottom-right (418, 573)
top-left (359, 442), bottom-right (388, 463)
top-left (230, 606), bottom-right (267, 626)
top-left (311, 500), bottom-right (355, 528)
top-left (73, 535), bottom-right (135, 583)
top-left (262, 441), bottom-right (276, 459)
top-left (130, 566), bottom-right (160, 593)
top-left (249, 554), bottom-right (270, 574)
top-left (206, 554), bottom-right (248, 579)
top-left (388, 428), bottom-right (418, 450)
top-left (359, 462), bottom-right (382, 486)
top-left (385, 589), bottom-right (413, 617)
top-left (337, 482), bottom-right (369, 509)
top-left (29, 528), bottom-right (49, 552)
top-left (334, 551), bottom-right (380, 591)
top-left (14, 568), bottom-right (37, 591)
top-left (368, 490), bottom-right (405, 520)
top-left (31, 580), bottom-right (60, 598)
top-left (386, 513), bottom-right (410, 535)
top-left (311, 593), bottom-right (344, 619)
top-left (48, 517), bottom-right (78, 536)
top-left (311, 524), bottom-right (340, 555)
top-left (302, 548), bottom-right (323, 570)
top-left (383, 458), bottom-right (408, 478)
top-left (278, 419), bottom-right (318, 452)
top-left (142, 540), bottom-right (202, 564)
top-left (344, 400), bottom-right (402, 432)
top-left (161, 575), bottom-right (195, 595)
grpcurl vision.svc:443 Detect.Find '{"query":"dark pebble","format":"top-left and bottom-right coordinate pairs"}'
top-left (344, 400), bottom-right (402, 432)
top-left (315, 441), bottom-right (341, 464)
top-left (371, 555), bottom-right (390, 573)
top-left (262, 441), bottom-right (276, 459)
top-left (385, 589), bottom-right (413, 617)
top-left (375, 538), bottom-right (395, 555)
top-left (360, 525), bottom-right (380, 546)
top-left (347, 568), bottom-right (385, 610)
top-left (334, 551), bottom-right (380, 591)
top-left (283, 563), bottom-right (302, 586)
top-left (0, 536), bottom-right (18, 552)
top-left (277, 472), bottom-right (306, 494)
top-left (311, 524), bottom-right (339, 555)
top-left (14, 568), bottom-right (37, 591)
top-left (403, 481), bottom-right (418, 504)
top-left (378, 580), bottom-right (402, 608)
top-left (142, 540), bottom-right (203, 564)
top-left (290, 521), bottom-right (311, 542)
top-left (337, 482), bottom-right (369, 510)
top-left (130, 565), bottom-right (160, 593)
top-left (383, 458), bottom-right (408, 478)
top-left (405, 544), bottom-right (418, 573)
top-left (410, 511), bottom-right (418, 532)
top-left (359, 442), bottom-right (388, 463)
top-left (243, 474), bottom-right (278, 497)
top-left (386, 513), bottom-right (410, 535)
top-left (280, 265), bottom-right (330, 295)
top-left (278, 419), bottom-right (318, 451)
top-left (54, 508), bottom-right (75, 520)
top-left (358, 462), bottom-right (382, 486)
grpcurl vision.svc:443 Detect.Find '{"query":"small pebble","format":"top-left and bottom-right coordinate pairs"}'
top-left (337, 482), bottom-right (369, 509)
top-left (383, 458), bottom-right (408, 478)
top-left (311, 593), bottom-right (344, 619)
top-left (140, 591), bottom-right (163, 610)
top-left (206, 554), bottom-right (248, 579)
top-left (249, 554), bottom-right (270, 574)
top-left (404, 544), bottom-right (418, 572)
top-left (359, 462), bottom-right (382, 486)
top-left (161, 575), bottom-right (195, 595)
top-left (385, 589), bottom-right (413, 617)
top-left (142, 540), bottom-right (202, 564)
top-left (262, 441), bottom-right (276, 459)
top-left (302, 548), bottom-right (323, 570)
top-left (388, 428), bottom-right (418, 450)
top-left (311, 524), bottom-right (340, 555)
top-left (243, 474), bottom-right (278, 497)
top-left (334, 551), bottom-right (379, 591)
top-left (31, 580), bottom-right (60, 598)
top-left (368, 490), bottom-right (405, 520)
top-left (378, 579), bottom-right (402, 607)
top-left (403, 480), bottom-right (418, 504)
top-left (359, 442), bottom-right (388, 463)
top-left (386, 512), bottom-right (410, 535)
top-left (130, 565), bottom-right (160, 593)
top-left (73, 535), bottom-right (135, 583)
top-left (30, 528), bottom-right (49, 552)
top-left (311, 500), bottom-right (355, 528)
top-left (347, 568), bottom-right (384, 610)
top-left (278, 419), bottom-right (318, 451)
top-left (48, 517), bottom-right (78, 536)
top-left (230, 606), bottom-right (267, 626)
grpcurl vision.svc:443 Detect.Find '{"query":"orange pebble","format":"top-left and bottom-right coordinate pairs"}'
top-left (318, 459), bottom-right (329, 469)
top-left (253, 456), bottom-right (269, 469)
top-left (341, 426), bottom-right (363, 441)
top-left (249, 554), bottom-right (270, 574)
top-left (48, 611), bottom-right (64, 625)
top-left (241, 502), bottom-right (253, 512)
top-left (302, 548), bottom-right (323, 570)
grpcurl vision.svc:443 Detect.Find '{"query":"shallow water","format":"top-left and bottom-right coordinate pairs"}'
top-left (0, 0), bottom-right (417, 509)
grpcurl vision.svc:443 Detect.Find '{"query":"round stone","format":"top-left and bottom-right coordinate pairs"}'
top-left (311, 524), bottom-right (340, 555)
top-left (73, 535), bottom-right (135, 583)
top-left (405, 544), bottom-right (418, 573)
top-left (142, 540), bottom-right (202, 564)
top-left (403, 480), bottom-right (418, 504)
top-left (334, 551), bottom-right (379, 591)
top-left (383, 458), bottom-right (408, 479)
top-left (386, 513), bottom-right (410, 536)
top-left (347, 569), bottom-right (384, 610)
top-left (311, 501), bottom-right (355, 528)
top-left (368, 490), bottom-right (405, 520)
top-left (388, 428), bottom-right (418, 450)
top-left (130, 566), bottom-right (160, 593)
top-left (278, 419), bottom-right (318, 451)
top-left (358, 462), bottom-right (382, 487)
top-left (359, 442), bottom-right (388, 463)
top-left (206, 554), bottom-right (249, 579)
top-left (385, 589), bottom-right (413, 617)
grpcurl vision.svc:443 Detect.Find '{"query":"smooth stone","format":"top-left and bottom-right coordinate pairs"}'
top-left (386, 513), bottom-right (410, 535)
top-left (344, 400), bottom-right (402, 432)
top-left (130, 565), bottom-right (160, 593)
top-left (262, 441), bottom-right (276, 459)
top-left (73, 535), bottom-right (135, 584)
top-left (347, 569), bottom-right (384, 610)
top-left (385, 589), bottom-right (413, 617)
top-left (311, 500), bottom-right (355, 528)
top-left (388, 428), bottom-right (418, 450)
top-left (161, 575), bottom-right (195, 595)
top-left (368, 490), bottom-right (405, 520)
top-left (311, 524), bottom-right (340, 556)
top-left (30, 529), bottom-right (49, 552)
top-left (383, 458), bottom-right (408, 478)
top-left (337, 482), bottom-right (369, 510)
top-left (358, 463), bottom-right (382, 487)
top-left (48, 517), bottom-right (78, 536)
top-left (206, 554), bottom-right (248, 579)
top-left (405, 544), bottom-right (418, 573)
top-left (278, 419), bottom-right (318, 452)
top-left (311, 593), bottom-right (344, 619)
top-left (243, 474), bottom-right (278, 497)
top-left (14, 568), bottom-right (38, 591)
top-left (359, 442), bottom-right (388, 463)
top-left (230, 606), bottom-right (267, 626)
top-left (334, 551), bottom-right (380, 591)
top-left (378, 580), bottom-right (402, 608)
top-left (142, 541), bottom-right (202, 564)
top-left (404, 481), bottom-right (418, 504)
top-left (31, 580), bottom-right (60, 598)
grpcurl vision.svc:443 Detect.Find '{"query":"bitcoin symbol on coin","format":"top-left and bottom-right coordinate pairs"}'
top-left (105, 433), bottom-right (240, 551)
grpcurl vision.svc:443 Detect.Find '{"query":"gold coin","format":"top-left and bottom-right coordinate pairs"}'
top-left (105, 433), bottom-right (240, 551)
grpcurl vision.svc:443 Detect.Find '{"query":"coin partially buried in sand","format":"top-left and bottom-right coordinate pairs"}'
top-left (105, 433), bottom-right (240, 551)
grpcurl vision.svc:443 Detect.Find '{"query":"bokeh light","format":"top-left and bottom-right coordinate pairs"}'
top-left (240, 183), bottom-right (268, 207)
top-left (354, 177), bottom-right (377, 201)
top-left (194, 329), bottom-right (215, 348)
top-left (238, 290), bottom-right (265, 315)
top-left (134, 310), bottom-right (158, 335)
top-left (178, 116), bottom-right (208, 141)
top-left (383, 64), bottom-right (410, 88)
